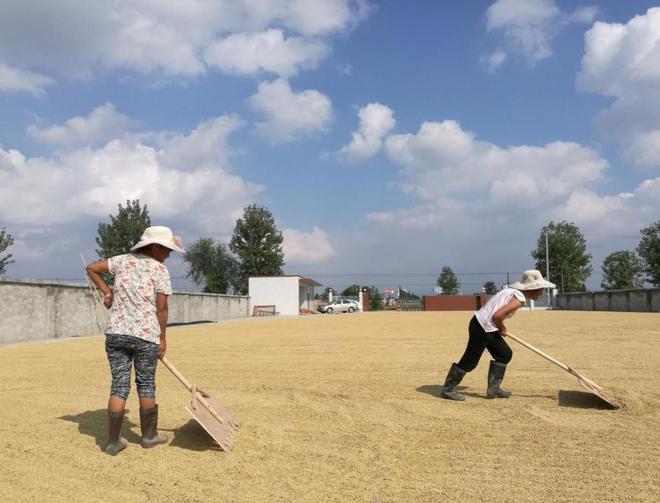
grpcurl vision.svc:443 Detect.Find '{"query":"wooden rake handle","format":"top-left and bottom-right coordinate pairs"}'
top-left (160, 357), bottom-right (226, 424)
top-left (506, 332), bottom-right (603, 391)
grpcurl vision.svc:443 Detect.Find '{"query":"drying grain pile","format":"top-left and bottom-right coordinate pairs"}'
top-left (1, 310), bottom-right (658, 502)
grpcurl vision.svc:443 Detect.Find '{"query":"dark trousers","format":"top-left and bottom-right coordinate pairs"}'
top-left (105, 333), bottom-right (159, 399)
top-left (457, 316), bottom-right (512, 372)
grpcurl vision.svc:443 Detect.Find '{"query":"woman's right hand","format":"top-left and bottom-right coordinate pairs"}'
top-left (103, 291), bottom-right (113, 308)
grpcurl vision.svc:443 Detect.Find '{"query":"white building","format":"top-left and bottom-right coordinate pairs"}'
top-left (248, 275), bottom-right (321, 316)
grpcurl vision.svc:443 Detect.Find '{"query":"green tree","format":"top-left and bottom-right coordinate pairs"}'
top-left (637, 221), bottom-right (660, 286)
top-left (96, 200), bottom-right (151, 258)
top-left (341, 284), bottom-right (361, 296)
top-left (229, 204), bottom-right (284, 294)
top-left (0, 228), bottom-right (14, 275)
top-left (185, 237), bottom-right (239, 294)
top-left (531, 221), bottom-right (592, 293)
top-left (483, 281), bottom-right (497, 294)
top-left (437, 266), bottom-right (459, 295)
top-left (364, 285), bottom-right (382, 311)
top-left (600, 250), bottom-right (644, 290)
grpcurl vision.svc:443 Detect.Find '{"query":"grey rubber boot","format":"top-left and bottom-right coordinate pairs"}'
top-left (105, 410), bottom-right (128, 455)
top-left (441, 363), bottom-right (466, 401)
top-left (140, 405), bottom-right (169, 448)
top-left (487, 361), bottom-right (512, 399)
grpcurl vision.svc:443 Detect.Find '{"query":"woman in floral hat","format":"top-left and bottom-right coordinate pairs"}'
top-left (86, 226), bottom-right (184, 454)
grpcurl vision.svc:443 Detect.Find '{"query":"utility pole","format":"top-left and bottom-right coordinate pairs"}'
top-left (545, 231), bottom-right (550, 305)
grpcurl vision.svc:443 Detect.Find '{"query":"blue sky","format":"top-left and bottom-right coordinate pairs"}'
top-left (1, 0), bottom-right (659, 294)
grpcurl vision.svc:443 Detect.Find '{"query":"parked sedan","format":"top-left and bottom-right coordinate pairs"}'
top-left (319, 299), bottom-right (362, 314)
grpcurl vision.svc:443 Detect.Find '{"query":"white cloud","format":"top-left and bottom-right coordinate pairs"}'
top-left (482, 50), bottom-right (507, 73)
top-left (0, 112), bottom-right (262, 234)
top-left (485, 0), bottom-right (596, 65)
top-left (249, 78), bottom-right (332, 143)
top-left (283, 226), bottom-right (335, 264)
top-left (337, 103), bottom-right (395, 162)
top-left (0, 63), bottom-right (53, 95)
top-left (0, 0), bottom-right (372, 85)
top-left (382, 119), bottom-right (608, 225)
top-left (204, 29), bottom-right (328, 77)
top-left (577, 7), bottom-right (660, 168)
top-left (27, 103), bottom-right (138, 147)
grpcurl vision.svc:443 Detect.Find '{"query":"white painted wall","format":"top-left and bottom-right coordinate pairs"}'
top-left (249, 276), bottom-right (300, 316)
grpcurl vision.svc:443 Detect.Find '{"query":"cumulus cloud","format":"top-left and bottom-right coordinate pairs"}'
top-left (27, 103), bottom-right (138, 147)
top-left (249, 78), bottom-right (332, 143)
top-left (0, 63), bottom-right (53, 95)
top-left (337, 103), bottom-right (395, 162)
top-left (485, 0), bottom-right (597, 66)
top-left (577, 7), bottom-right (660, 168)
top-left (0, 0), bottom-right (372, 85)
top-left (0, 111), bottom-right (261, 233)
top-left (283, 226), bottom-right (335, 264)
top-left (381, 119), bottom-right (608, 226)
top-left (482, 50), bottom-right (507, 73)
top-left (204, 29), bottom-right (328, 77)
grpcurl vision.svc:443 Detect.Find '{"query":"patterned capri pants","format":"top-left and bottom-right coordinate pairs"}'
top-left (105, 333), bottom-right (159, 399)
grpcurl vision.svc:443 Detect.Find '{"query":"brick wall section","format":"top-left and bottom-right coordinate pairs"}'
top-left (423, 294), bottom-right (487, 311)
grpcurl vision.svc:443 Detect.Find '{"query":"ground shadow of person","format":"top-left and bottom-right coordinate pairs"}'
top-left (164, 419), bottom-right (224, 452)
top-left (58, 409), bottom-right (141, 450)
top-left (558, 390), bottom-right (618, 410)
top-left (416, 384), bottom-right (554, 400)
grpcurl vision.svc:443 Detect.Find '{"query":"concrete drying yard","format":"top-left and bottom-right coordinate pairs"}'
top-left (1, 311), bottom-right (658, 502)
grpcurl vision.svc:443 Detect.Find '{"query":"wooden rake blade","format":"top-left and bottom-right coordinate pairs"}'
top-left (161, 357), bottom-right (238, 451)
top-left (506, 332), bottom-right (617, 408)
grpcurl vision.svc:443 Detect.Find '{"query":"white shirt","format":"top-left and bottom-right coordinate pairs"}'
top-left (474, 288), bottom-right (526, 332)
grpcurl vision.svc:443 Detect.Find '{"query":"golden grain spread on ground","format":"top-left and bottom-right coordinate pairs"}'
top-left (1, 311), bottom-right (659, 502)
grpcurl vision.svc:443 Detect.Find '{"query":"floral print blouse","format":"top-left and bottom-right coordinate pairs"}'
top-left (106, 253), bottom-right (172, 344)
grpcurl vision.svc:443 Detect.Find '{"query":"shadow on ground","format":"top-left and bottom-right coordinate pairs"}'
top-left (58, 409), bottom-right (141, 450)
top-left (558, 390), bottom-right (618, 410)
top-left (164, 419), bottom-right (223, 452)
top-left (416, 384), bottom-right (555, 401)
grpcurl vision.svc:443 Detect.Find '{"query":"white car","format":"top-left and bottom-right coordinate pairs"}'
top-left (320, 299), bottom-right (362, 314)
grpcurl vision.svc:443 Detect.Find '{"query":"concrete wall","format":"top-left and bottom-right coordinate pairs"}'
top-left (556, 288), bottom-right (660, 312)
top-left (248, 276), bottom-right (300, 316)
top-left (0, 278), bottom-right (249, 345)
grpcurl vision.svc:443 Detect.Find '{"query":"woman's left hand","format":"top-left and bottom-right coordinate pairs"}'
top-left (158, 338), bottom-right (167, 359)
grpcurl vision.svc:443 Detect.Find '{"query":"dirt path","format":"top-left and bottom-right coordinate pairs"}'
top-left (1, 311), bottom-right (658, 502)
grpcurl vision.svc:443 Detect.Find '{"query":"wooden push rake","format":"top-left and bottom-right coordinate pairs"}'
top-left (507, 331), bottom-right (618, 408)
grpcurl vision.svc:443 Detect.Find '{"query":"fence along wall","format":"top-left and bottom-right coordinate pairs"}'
top-left (556, 288), bottom-right (660, 312)
top-left (0, 278), bottom-right (249, 345)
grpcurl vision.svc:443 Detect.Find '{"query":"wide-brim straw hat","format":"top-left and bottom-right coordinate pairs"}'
top-left (131, 226), bottom-right (185, 253)
top-left (510, 270), bottom-right (556, 290)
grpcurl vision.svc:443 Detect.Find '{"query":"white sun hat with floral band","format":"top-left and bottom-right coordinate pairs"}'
top-left (131, 226), bottom-right (185, 253)
top-left (509, 270), bottom-right (556, 290)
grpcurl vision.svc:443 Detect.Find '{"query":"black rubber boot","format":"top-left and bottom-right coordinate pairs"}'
top-left (140, 405), bottom-right (168, 448)
top-left (441, 363), bottom-right (466, 401)
top-left (487, 361), bottom-right (512, 399)
top-left (105, 410), bottom-right (128, 455)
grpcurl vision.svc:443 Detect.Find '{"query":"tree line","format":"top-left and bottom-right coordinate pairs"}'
top-left (1, 207), bottom-right (659, 295)
top-left (436, 220), bottom-right (660, 294)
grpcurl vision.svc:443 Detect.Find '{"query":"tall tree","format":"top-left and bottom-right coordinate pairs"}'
top-left (341, 284), bottom-right (361, 296)
top-left (229, 204), bottom-right (284, 294)
top-left (0, 228), bottom-right (14, 275)
top-left (437, 266), bottom-right (459, 295)
top-left (637, 221), bottom-right (660, 286)
top-left (601, 250), bottom-right (644, 290)
top-left (96, 200), bottom-right (151, 258)
top-left (184, 237), bottom-right (239, 294)
top-left (531, 221), bottom-right (592, 293)
top-left (483, 281), bottom-right (497, 294)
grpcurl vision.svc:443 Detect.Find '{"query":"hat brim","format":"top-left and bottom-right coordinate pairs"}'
top-left (510, 280), bottom-right (556, 290)
top-left (131, 239), bottom-right (185, 253)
